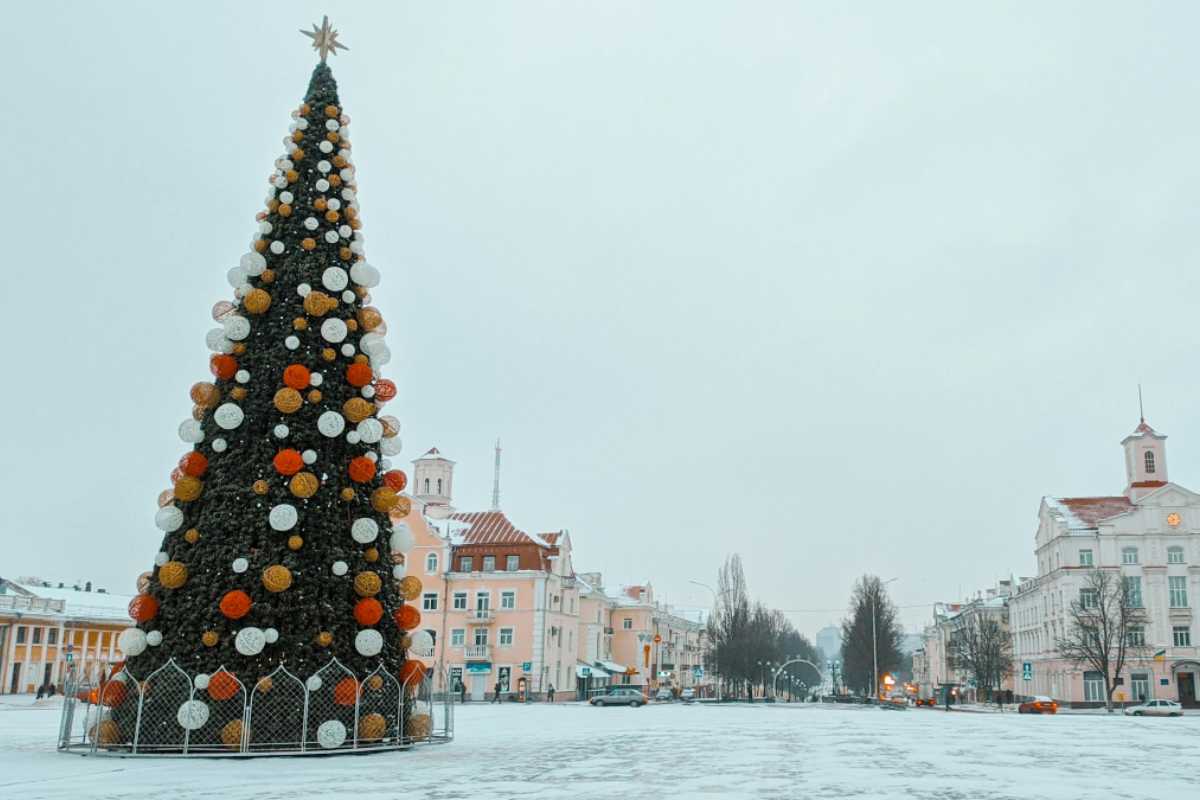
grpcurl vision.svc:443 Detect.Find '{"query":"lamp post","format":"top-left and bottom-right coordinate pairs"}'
top-left (872, 577), bottom-right (899, 702)
top-left (689, 579), bottom-right (723, 702)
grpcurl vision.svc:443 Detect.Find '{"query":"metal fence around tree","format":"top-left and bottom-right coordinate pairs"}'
top-left (57, 658), bottom-right (453, 757)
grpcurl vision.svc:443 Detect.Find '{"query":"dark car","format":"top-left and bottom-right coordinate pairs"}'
top-left (590, 688), bottom-right (646, 707)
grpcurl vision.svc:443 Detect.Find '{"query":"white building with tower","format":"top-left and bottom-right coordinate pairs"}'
top-left (1008, 416), bottom-right (1200, 707)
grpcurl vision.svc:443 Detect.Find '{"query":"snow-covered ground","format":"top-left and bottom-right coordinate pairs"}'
top-left (2, 695), bottom-right (1198, 799)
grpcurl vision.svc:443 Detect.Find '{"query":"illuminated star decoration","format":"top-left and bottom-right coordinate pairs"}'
top-left (301, 16), bottom-right (349, 63)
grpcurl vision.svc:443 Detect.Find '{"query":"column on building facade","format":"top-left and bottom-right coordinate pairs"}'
top-left (50, 620), bottom-right (66, 686)
top-left (2, 622), bottom-right (18, 694)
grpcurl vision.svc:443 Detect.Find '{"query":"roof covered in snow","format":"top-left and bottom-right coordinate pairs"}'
top-left (1045, 496), bottom-right (1133, 529)
top-left (7, 580), bottom-right (133, 622)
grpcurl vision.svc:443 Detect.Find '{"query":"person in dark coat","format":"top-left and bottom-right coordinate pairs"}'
top-left (492, 681), bottom-right (502, 703)
top-left (547, 684), bottom-right (556, 703)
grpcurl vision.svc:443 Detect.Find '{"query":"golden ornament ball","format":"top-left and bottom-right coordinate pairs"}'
top-left (261, 269), bottom-right (276, 284)
top-left (290, 472), bottom-right (319, 498)
top-left (357, 713), bottom-right (386, 742)
top-left (340, 487), bottom-right (356, 501)
top-left (301, 237), bottom-right (316, 251)
top-left (278, 203), bottom-right (293, 217)
top-left (93, 719), bottom-right (123, 746)
top-left (232, 342), bottom-right (247, 354)
top-left (255, 676), bottom-right (274, 694)
top-left (191, 405), bottom-right (206, 421)
top-left (322, 348), bottom-right (337, 362)
top-left (343, 398), bottom-right (373, 423)
top-left (174, 476), bottom-right (203, 502)
top-left (364, 547), bottom-right (379, 563)
top-left (366, 674), bottom-right (384, 691)
top-left (287, 534), bottom-right (304, 551)
top-left (339, 246), bottom-right (353, 261)
top-left (353, 353), bottom-right (369, 364)
top-left (230, 387), bottom-right (247, 401)
top-left (184, 528), bottom-right (201, 544)
top-left (316, 631), bottom-right (333, 647)
top-left (393, 496), bottom-right (413, 517)
top-left (345, 206), bottom-right (358, 220)
top-left (202, 630), bottom-right (219, 647)
top-left (292, 130), bottom-right (304, 143)
top-left (300, 103), bottom-right (311, 114)
top-left (329, 174), bottom-right (342, 187)
top-left (371, 487), bottom-right (399, 513)
top-left (350, 217), bottom-right (362, 231)
top-left (191, 381), bottom-right (220, 408)
top-left (354, 571), bottom-right (382, 597)
top-left (293, 317), bottom-right (308, 331)
top-left (261, 565), bottom-right (293, 593)
top-left (254, 238), bottom-right (268, 253)
top-left (292, 147), bottom-right (305, 161)
top-left (333, 155), bottom-right (347, 169)
top-left (405, 714), bottom-right (432, 740)
top-left (267, 198), bottom-right (280, 212)
top-left (324, 209), bottom-right (339, 223)
top-left (398, 576), bottom-right (422, 601)
top-left (221, 719), bottom-right (243, 748)
top-left (158, 561), bottom-right (188, 590)
top-left (326, 131), bottom-right (340, 143)
top-left (303, 290), bottom-right (334, 317)
top-left (380, 417), bottom-right (400, 438)
top-left (244, 288), bottom-right (271, 314)
top-left (345, 318), bottom-right (358, 332)
top-left (313, 197), bottom-right (328, 211)
top-left (324, 104), bottom-right (339, 117)
top-left (252, 479), bottom-right (269, 495)
top-left (285, 169), bottom-right (299, 183)
top-left (307, 389), bottom-right (322, 403)
top-left (273, 387), bottom-right (303, 414)
top-left (136, 571), bottom-right (152, 593)
top-left (399, 633), bottom-right (413, 650)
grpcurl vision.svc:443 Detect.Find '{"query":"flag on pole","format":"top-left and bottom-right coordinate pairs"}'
top-left (1153, 649), bottom-right (1166, 661)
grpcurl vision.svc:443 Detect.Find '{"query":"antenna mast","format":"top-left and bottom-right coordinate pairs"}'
top-left (491, 438), bottom-right (502, 510)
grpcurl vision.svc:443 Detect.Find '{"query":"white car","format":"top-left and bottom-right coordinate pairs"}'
top-left (1123, 699), bottom-right (1183, 717)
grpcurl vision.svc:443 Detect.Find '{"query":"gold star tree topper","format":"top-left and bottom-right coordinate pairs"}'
top-left (301, 16), bottom-right (349, 62)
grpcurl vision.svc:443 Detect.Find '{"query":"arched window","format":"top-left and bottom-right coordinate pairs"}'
top-left (425, 552), bottom-right (438, 574)
top-left (437, 478), bottom-right (443, 495)
top-left (1145, 451), bottom-right (1156, 474)
top-left (424, 478), bottom-right (430, 494)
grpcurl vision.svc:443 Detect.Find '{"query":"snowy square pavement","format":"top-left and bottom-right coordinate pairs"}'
top-left (2, 697), bottom-right (1197, 799)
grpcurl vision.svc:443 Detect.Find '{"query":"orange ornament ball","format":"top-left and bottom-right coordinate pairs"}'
top-left (371, 487), bottom-right (400, 513)
top-left (158, 561), bottom-right (188, 590)
top-left (283, 364), bottom-right (311, 389)
top-left (345, 363), bottom-right (373, 387)
top-left (342, 398), bottom-right (373, 423)
top-left (173, 476), bottom-right (203, 502)
top-left (395, 604), bottom-right (421, 630)
top-left (219, 589), bottom-right (252, 620)
top-left (207, 671), bottom-right (240, 701)
top-left (179, 451), bottom-right (208, 478)
top-left (202, 630), bottom-right (219, 647)
top-left (374, 379), bottom-right (397, 403)
top-left (334, 677), bottom-right (358, 706)
top-left (399, 659), bottom-right (427, 687)
top-left (354, 571), bottom-right (382, 597)
top-left (383, 470), bottom-right (407, 492)
top-left (354, 597), bottom-right (383, 626)
top-left (100, 680), bottom-right (129, 708)
top-left (301, 237), bottom-right (316, 251)
top-left (273, 387), bottom-right (303, 414)
top-left (287, 534), bottom-right (304, 551)
top-left (210, 354), bottom-right (237, 381)
top-left (262, 565), bottom-right (293, 593)
top-left (128, 594), bottom-right (159, 622)
top-left (190, 382), bottom-right (220, 409)
top-left (348, 457), bottom-right (376, 483)
top-left (243, 288), bottom-right (272, 315)
top-left (290, 472), bottom-right (319, 498)
top-left (273, 449), bottom-right (304, 476)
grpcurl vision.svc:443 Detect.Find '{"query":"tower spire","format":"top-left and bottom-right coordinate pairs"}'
top-left (491, 438), bottom-right (502, 511)
top-left (1138, 383), bottom-right (1145, 423)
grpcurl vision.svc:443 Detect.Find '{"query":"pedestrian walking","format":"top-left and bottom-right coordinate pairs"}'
top-left (492, 680), bottom-right (502, 704)
top-left (547, 684), bottom-right (556, 703)
top-left (36, 685), bottom-right (45, 700)
top-left (456, 679), bottom-right (466, 704)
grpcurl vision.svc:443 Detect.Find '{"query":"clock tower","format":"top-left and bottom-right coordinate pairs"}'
top-left (1122, 418), bottom-right (1167, 500)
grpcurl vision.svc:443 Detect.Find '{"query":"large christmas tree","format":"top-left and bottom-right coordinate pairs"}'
top-left (117, 29), bottom-right (423, 711)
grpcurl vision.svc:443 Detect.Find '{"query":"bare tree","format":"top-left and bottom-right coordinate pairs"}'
top-left (949, 614), bottom-right (1013, 707)
top-left (1055, 569), bottom-right (1150, 712)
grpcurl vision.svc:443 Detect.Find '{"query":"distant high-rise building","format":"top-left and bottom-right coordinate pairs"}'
top-left (816, 624), bottom-right (842, 662)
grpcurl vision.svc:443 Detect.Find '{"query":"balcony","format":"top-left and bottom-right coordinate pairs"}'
top-left (470, 608), bottom-right (495, 622)
top-left (464, 645), bottom-right (491, 660)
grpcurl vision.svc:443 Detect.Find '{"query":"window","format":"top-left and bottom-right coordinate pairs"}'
top-left (437, 478), bottom-right (443, 495)
top-left (506, 555), bottom-right (520, 572)
top-left (501, 591), bottom-right (516, 610)
top-left (422, 592), bottom-right (439, 611)
top-left (482, 556), bottom-right (496, 572)
top-left (1168, 546), bottom-right (1185, 565)
top-left (424, 478), bottom-right (430, 494)
top-left (475, 591), bottom-right (490, 611)
top-left (473, 628), bottom-right (489, 646)
top-left (1145, 451), bottom-right (1156, 474)
top-left (1173, 626), bottom-right (1192, 647)
top-left (1124, 576), bottom-right (1143, 608)
top-left (1126, 625), bottom-right (1145, 646)
top-left (1078, 549), bottom-right (1094, 567)
top-left (450, 629), bottom-right (465, 647)
top-left (1083, 671), bottom-right (1105, 703)
top-left (622, 618), bottom-right (632, 630)
top-left (1169, 576), bottom-right (1188, 608)
top-left (499, 627), bottom-right (514, 646)
top-left (452, 592), bottom-right (467, 610)
top-left (32, 628), bottom-right (42, 644)
top-left (47, 629), bottom-right (58, 645)
top-left (1080, 588), bottom-right (1099, 609)
top-left (425, 553), bottom-right (438, 574)
top-left (1122, 547), bottom-right (1139, 565)
top-left (569, 597), bottom-right (575, 614)
top-left (1131, 673), bottom-right (1149, 702)
top-left (460, 556), bottom-right (473, 572)
top-left (15, 627), bottom-right (25, 644)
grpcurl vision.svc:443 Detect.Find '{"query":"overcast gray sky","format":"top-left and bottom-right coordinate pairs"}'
top-left (3, 2), bottom-right (1199, 638)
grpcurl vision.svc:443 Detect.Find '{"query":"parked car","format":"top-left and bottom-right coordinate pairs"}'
top-left (1017, 696), bottom-right (1058, 714)
top-left (681, 688), bottom-right (695, 701)
top-left (590, 688), bottom-right (646, 707)
top-left (654, 689), bottom-right (673, 702)
top-left (1123, 699), bottom-right (1183, 717)
top-left (914, 697), bottom-right (936, 707)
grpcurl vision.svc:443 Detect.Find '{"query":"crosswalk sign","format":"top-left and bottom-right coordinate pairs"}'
top-left (1022, 662), bottom-right (1032, 681)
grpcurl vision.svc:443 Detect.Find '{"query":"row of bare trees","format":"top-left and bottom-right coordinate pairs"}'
top-left (704, 555), bottom-right (822, 700)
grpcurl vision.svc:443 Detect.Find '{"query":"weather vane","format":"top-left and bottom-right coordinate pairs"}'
top-left (301, 15), bottom-right (349, 63)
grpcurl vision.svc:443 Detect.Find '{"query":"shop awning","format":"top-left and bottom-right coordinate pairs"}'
top-left (600, 661), bottom-right (629, 675)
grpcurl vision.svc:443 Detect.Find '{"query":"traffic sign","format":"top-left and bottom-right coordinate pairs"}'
top-left (653, 634), bottom-right (661, 644)
top-left (521, 662), bottom-right (532, 672)
top-left (1022, 662), bottom-right (1032, 681)
top-left (693, 666), bottom-right (704, 678)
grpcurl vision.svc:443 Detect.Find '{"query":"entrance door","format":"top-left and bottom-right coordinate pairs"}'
top-left (497, 666), bottom-right (511, 693)
top-left (1178, 673), bottom-right (1197, 707)
top-left (470, 673), bottom-right (486, 701)
top-left (42, 663), bottom-right (52, 689)
top-left (9, 663), bottom-right (20, 694)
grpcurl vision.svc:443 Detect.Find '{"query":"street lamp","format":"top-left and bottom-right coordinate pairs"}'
top-left (689, 579), bottom-right (723, 703)
top-left (872, 577), bottom-right (899, 702)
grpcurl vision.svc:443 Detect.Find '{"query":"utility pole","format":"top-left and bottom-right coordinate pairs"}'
top-left (491, 438), bottom-right (501, 511)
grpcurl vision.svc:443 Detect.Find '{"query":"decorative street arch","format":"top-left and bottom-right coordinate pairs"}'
top-left (770, 658), bottom-right (824, 700)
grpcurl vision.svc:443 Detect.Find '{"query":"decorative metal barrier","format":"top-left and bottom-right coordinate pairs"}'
top-left (57, 658), bottom-right (453, 757)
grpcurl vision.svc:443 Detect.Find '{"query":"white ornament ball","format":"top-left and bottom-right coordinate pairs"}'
top-left (302, 449), bottom-right (317, 464)
top-left (381, 436), bottom-right (403, 457)
top-left (205, 328), bottom-right (233, 354)
top-left (364, 451), bottom-right (378, 463)
top-left (341, 344), bottom-right (356, 357)
top-left (146, 630), bottom-right (163, 647)
top-left (297, 282), bottom-right (311, 297)
top-left (155, 506), bottom-right (184, 532)
top-left (341, 290), bottom-right (356, 303)
top-left (319, 140), bottom-right (333, 153)
top-left (318, 160), bottom-right (331, 174)
top-left (325, 119), bottom-right (340, 131)
top-left (269, 504), bottom-right (298, 531)
top-left (176, 419), bottom-right (202, 443)
top-left (320, 318), bottom-right (347, 343)
top-left (349, 262), bottom-right (381, 288)
top-left (264, 628), bottom-right (279, 644)
top-left (212, 438), bottom-right (228, 453)
top-left (194, 674), bottom-right (210, 690)
top-left (274, 424), bottom-right (289, 439)
top-left (351, 518), bottom-right (379, 544)
top-left (392, 563), bottom-right (406, 579)
top-left (154, 551), bottom-right (169, 566)
top-left (361, 385), bottom-right (376, 399)
top-left (410, 630), bottom-right (434, 652)
top-left (258, 221), bottom-right (272, 235)
top-left (316, 719), bottom-right (347, 749)
top-left (317, 411), bottom-right (346, 438)
top-left (279, 190), bottom-right (294, 204)
top-left (222, 316), bottom-right (251, 341)
top-left (370, 345), bottom-right (391, 368)
top-left (340, 167), bottom-right (355, 182)
top-left (327, 198), bottom-right (341, 211)
top-left (118, 627), bottom-right (148, 656)
top-left (240, 251), bottom-right (267, 276)
top-left (235, 627), bottom-right (266, 656)
top-left (177, 700), bottom-right (210, 731)
top-left (306, 676), bottom-right (322, 692)
top-left (232, 557), bottom-right (249, 573)
top-left (270, 241), bottom-right (285, 254)
top-left (357, 418), bottom-right (383, 443)
top-left (332, 561), bottom-right (348, 576)
top-left (316, 178), bottom-right (330, 192)
top-left (355, 629), bottom-right (383, 657)
top-left (390, 523), bottom-right (414, 553)
top-left (285, 335), bottom-right (300, 350)
top-left (346, 431), bottom-right (361, 445)
top-left (235, 369), bottom-right (250, 384)
top-left (322, 267), bottom-right (349, 292)
top-left (214, 403), bottom-right (244, 430)
top-left (226, 266), bottom-right (248, 289)
top-left (304, 216), bottom-right (319, 231)
top-left (324, 230), bottom-right (340, 244)
top-left (310, 373), bottom-right (323, 387)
